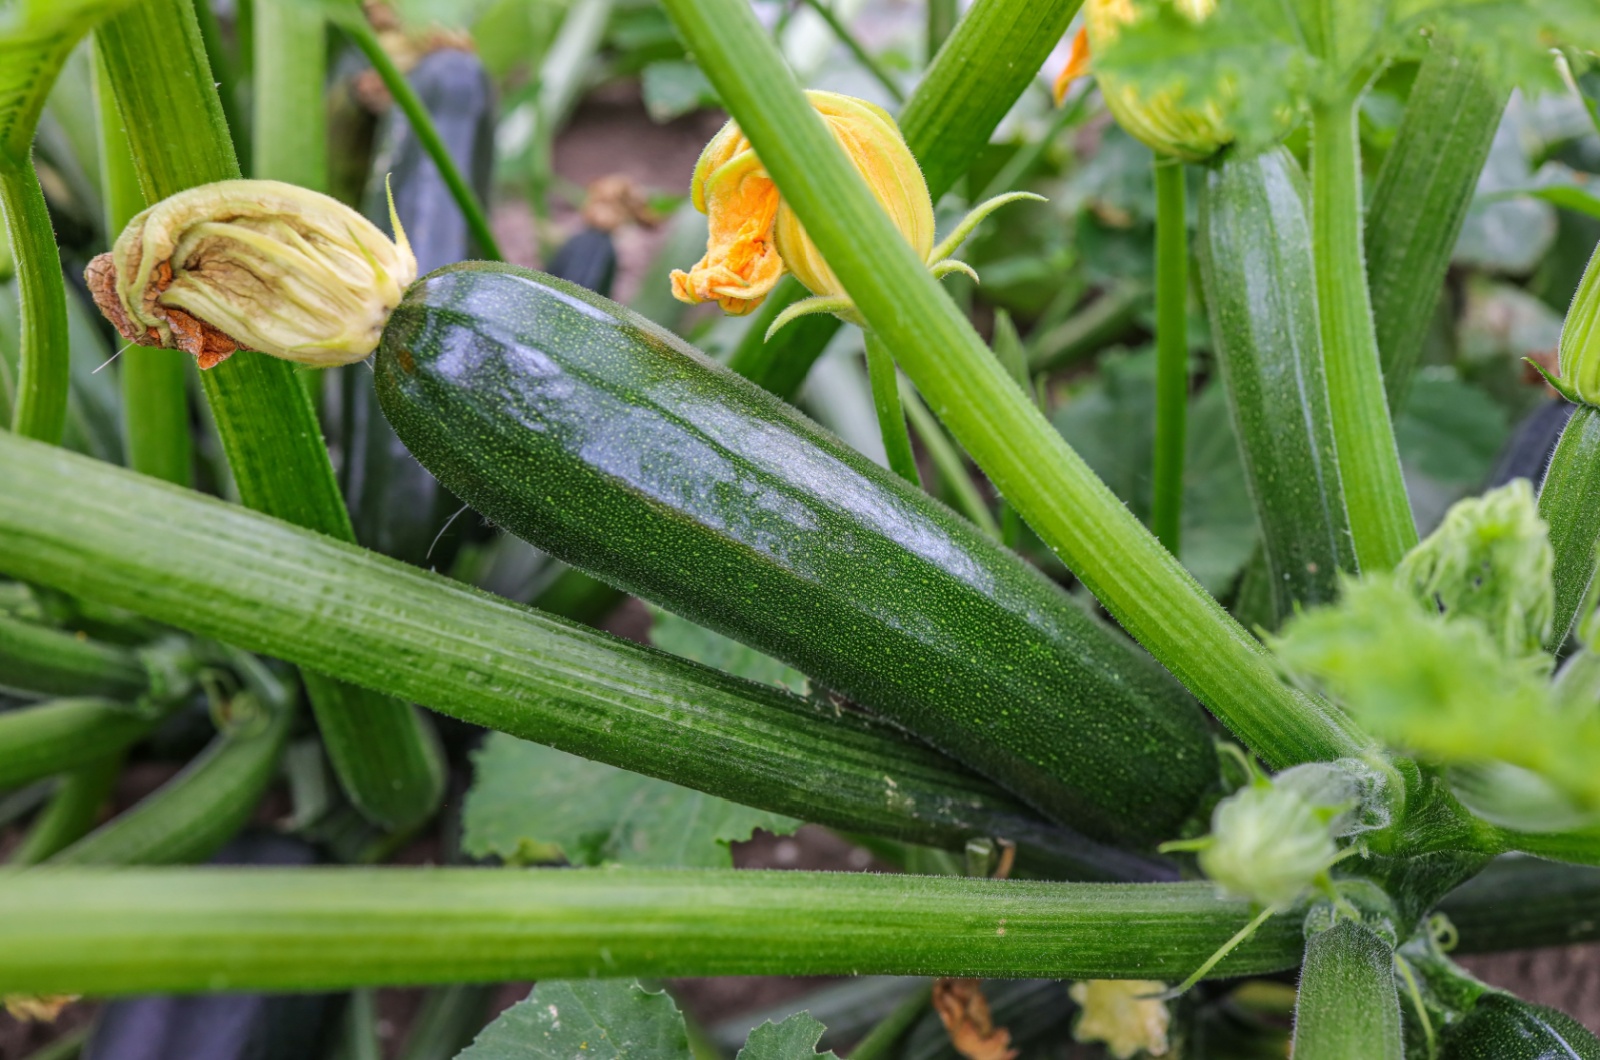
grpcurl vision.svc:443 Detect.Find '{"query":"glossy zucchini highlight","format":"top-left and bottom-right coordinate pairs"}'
top-left (374, 263), bottom-right (1215, 844)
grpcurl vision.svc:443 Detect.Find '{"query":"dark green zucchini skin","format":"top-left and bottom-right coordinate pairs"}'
top-left (1441, 993), bottom-right (1600, 1059)
top-left (375, 262), bottom-right (1214, 844)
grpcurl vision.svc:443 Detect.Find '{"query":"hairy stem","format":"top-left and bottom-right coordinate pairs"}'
top-left (1310, 93), bottom-right (1416, 572)
top-left (0, 158), bottom-right (70, 444)
top-left (1152, 159), bottom-right (1188, 556)
top-left (865, 332), bottom-right (921, 486)
top-left (0, 868), bottom-right (1305, 994)
top-left (1538, 404), bottom-right (1600, 652)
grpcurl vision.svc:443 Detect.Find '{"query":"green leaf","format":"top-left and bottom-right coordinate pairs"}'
top-left (640, 61), bottom-right (718, 123)
top-left (1394, 371), bottom-right (1510, 487)
top-left (457, 980), bottom-right (690, 1060)
top-left (462, 733), bottom-right (800, 868)
top-left (0, 0), bottom-right (134, 162)
top-left (1052, 348), bottom-right (1257, 594)
top-left (646, 606), bottom-right (808, 695)
top-left (736, 1016), bottom-right (836, 1060)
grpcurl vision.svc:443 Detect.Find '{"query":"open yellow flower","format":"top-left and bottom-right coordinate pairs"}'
top-left (671, 90), bottom-right (1038, 334)
top-left (1053, 0), bottom-right (1232, 163)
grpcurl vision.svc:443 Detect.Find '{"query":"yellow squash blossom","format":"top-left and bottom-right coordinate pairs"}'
top-left (86, 179), bottom-right (415, 369)
top-left (671, 90), bottom-right (1037, 334)
top-left (1053, 0), bottom-right (1232, 163)
top-left (1068, 980), bottom-right (1171, 1059)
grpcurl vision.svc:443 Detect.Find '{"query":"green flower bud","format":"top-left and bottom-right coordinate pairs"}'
top-left (86, 179), bottom-right (415, 369)
top-left (1559, 237), bottom-right (1600, 406)
top-left (1187, 763), bottom-right (1362, 909)
top-left (1397, 480), bottom-right (1554, 659)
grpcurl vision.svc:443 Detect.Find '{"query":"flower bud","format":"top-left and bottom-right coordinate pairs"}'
top-left (670, 91), bottom-right (934, 316)
top-left (1559, 237), bottom-right (1600, 406)
top-left (1193, 762), bottom-right (1359, 909)
top-left (1055, 0), bottom-right (1234, 162)
top-left (86, 179), bottom-right (416, 369)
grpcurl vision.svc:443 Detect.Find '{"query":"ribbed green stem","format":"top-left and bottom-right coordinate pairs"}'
top-left (7, 755), bottom-right (122, 865)
top-left (0, 158), bottom-right (69, 444)
top-left (902, 386), bottom-right (1002, 541)
top-left (1152, 159), bottom-right (1188, 556)
top-left (253, 0), bottom-right (327, 189)
top-left (865, 332), bottom-right (921, 486)
top-left (1538, 404), bottom-right (1600, 652)
top-left (725, 0), bottom-right (1083, 398)
top-left (1310, 93), bottom-right (1417, 572)
top-left (796, 0), bottom-right (904, 104)
top-left (341, 21), bottom-right (502, 260)
top-left (925, 0), bottom-right (957, 56)
top-left (50, 692), bottom-right (293, 866)
top-left (1290, 921), bottom-right (1403, 1060)
top-left (0, 868), bottom-right (1305, 994)
top-left (190, 0), bottom-right (250, 173)
top-left (659, 0), bottom-right (1369, 770)
top-left (0, 433), bottom-right (1145, 880)
top-left (97, 0), bottom-right (446, 832)
top-left (0, 612), bottom-right (148, 699)
top-left (94, 40), bottom-right (192, 486)
top-left (1367, 39), bottom-right (1508, 409)
top-left (0, 697), bottom-right (156, 791)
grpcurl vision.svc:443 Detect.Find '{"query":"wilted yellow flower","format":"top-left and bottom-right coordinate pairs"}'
top-left (671, 91), bottom-right (933, 317)
top-left (87, 179), bottom-right (416, 369)
top-left (1068, 980), bottom-right (1170, 1059)
top-left (1053, 0), bottom-right (1233, 162)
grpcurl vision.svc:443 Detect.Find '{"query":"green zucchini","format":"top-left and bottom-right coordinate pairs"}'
top-left (1441, 993), bottom-right (1600, 1059)
top-left (0, 697), bottom-right (154, 790)
top-left (1198, 148), bottom-right (1353, 621)
top-left (0, 611), bottom-right (149, 700)
top-left (1538, 405), bottom-right (1600, 652)
top-left (375, 262), bottom-right (1215, 844)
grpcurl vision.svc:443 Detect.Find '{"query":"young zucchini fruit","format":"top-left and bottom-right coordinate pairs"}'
top-left (374, 263), bottom-right (1216, 844)
top-left (1197, 148), bottom-right (1353, 621)
top-left (1440, 992), bottom-right (1600, 1059)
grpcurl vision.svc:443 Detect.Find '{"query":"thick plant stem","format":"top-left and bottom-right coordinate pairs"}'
top-left (925, 0), bottom-right (957, 57)
top-left (726, 0), bottom-right (1083, 397)
top-left (660, 0), bottom-right (1370, 770)
top-left (0, 697), bottom-right (159, 791)
top-left (0, 158), bottom-right (70, 444)
top-left (1367, 40), bottom-right (1508, 409)
top-left (94, 41), bottom-right (191, 486)
top-left (0, 869), bottom-right (1306, 994)
top-left (0, 433), bottom-right (1161, 882)
top-left (342, 21), bottom-right (502, 261)
top-left (0, 612), bottom-right (148, 700)
top-left (8, 756), bottom-right (122, 865)
top-left (864, 333), bottom-right (921, 486)
top-left (1310, 93), bottom-right (1417, 572)
top-left (97, 0), bottom-right (446, 833)
top-left (1538, 404), bottom-right (1600, 652)
top-left (1152, 159), bottom-right (1188, 556)
top-left (1290, 921), bottom-right (1404, 1060)
top-left (253, 0), bottom-right (327, 190)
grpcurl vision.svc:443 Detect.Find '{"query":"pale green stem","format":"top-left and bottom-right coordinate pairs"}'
top-left (864, 332), bottom-right (921, 486)
top-left (1310, 93), bottom-right (1417, 572)
top-left (0, 157), bottom-right (69, 444)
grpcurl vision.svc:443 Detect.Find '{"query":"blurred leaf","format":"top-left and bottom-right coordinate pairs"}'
top-left (0, 0), bottom-right (136, 162)
top-left (737, 1016), bottom-right (836, 1060)
top-left (647, 605), bottom-right (808, 695)
top-left (1457, 107), bottom-right (1559, 274)
top-left (458, 980), bottom-right (689, 1060)
top-left (461, 734), bottom-right (799, 867)
top-left (1457, 277), bottom-right (1565, 365)
top-left (1395, 369), bottom-right (1511, 486)
top-left (641, 60), bottom-right (718, 123)
top-left (1052, 348), bottom-right (1256, 594)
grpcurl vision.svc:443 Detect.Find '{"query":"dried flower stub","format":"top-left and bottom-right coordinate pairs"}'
top-left (86, 179), bottom-right (416, 369)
